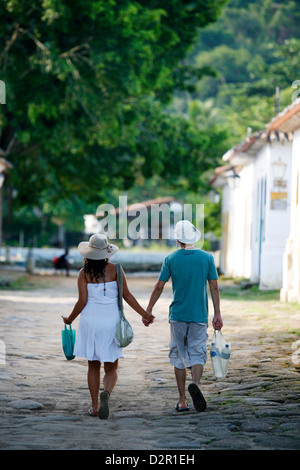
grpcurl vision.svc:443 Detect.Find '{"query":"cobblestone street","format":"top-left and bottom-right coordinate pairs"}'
top-left (0, 271), bottom-right (299, 451)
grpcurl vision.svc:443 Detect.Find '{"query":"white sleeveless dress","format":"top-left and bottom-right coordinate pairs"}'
top-left (73, 281), bottom-right (124, 362)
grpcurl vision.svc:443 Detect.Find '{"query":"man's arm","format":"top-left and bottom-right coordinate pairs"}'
top-left (208, 279), bottom-right (223, 330)
top-left (146, 280), bottom-right (166, 314)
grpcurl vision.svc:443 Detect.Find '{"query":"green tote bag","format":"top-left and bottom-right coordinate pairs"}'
top-left (114, 264), bottom-right (134, 348)
top-left (61, 324), bottom-right (76, 360)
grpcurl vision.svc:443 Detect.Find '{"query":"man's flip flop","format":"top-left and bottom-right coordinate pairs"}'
top-left (175, 403), bottom-right (189, 412)
top-left (99, 391), bottom-right (110, 420)
top-left (188, 383), bottom-right (207, 412)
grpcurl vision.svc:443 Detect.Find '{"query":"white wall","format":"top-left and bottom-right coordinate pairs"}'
top-left (251, 142), bottom-right (292, 289)
top-left (220, 163), bottom-right (254, 279)
top-left (281, 128), bottom-right (300, 301)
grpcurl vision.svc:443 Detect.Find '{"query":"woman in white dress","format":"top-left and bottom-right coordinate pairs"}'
top-left (62, 234), bottom-right (154, 419)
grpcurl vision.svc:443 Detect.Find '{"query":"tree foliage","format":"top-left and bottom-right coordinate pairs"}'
top-left (0, 0), bottom-right (227, 220)
top-left (188, 0), bottom-right (300, 140)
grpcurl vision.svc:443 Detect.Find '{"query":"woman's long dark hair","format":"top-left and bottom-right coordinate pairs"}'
top-left (83, 258), bottom-right (108, 284)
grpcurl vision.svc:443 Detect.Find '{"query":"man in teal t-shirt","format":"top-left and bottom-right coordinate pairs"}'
top-left (145, 220), bottom-right (223, 413)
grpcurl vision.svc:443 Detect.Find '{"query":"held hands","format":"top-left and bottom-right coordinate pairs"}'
top-left (142, 309), bottom-right (155, 327)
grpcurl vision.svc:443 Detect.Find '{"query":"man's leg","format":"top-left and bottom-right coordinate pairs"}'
top-left (189, 364), bottom-right (206, 410)
top-left (187, 324), bottom-right (207, 412)
top-left (169, 322), bottom-right (190, 410)
top-left (174, 367), bottom-right (188, 409)
top-left (191, 364), bottom-right (204, 385)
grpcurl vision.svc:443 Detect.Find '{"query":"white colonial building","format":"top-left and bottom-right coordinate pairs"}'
top-left (267, 98), bottom-right (300, 302)
top-left (210, 127), bottom-right (293, 290)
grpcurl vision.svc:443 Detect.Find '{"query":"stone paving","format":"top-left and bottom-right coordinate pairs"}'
top-left (0, 271), bottom-right (299, 451)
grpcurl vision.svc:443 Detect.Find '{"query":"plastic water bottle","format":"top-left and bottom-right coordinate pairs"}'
top-left (220, 344), bottom-right (231, 377)
top-left (210, 343), bottom-right (224, 378)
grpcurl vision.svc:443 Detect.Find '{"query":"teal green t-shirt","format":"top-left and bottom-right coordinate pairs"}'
top-left (159, 249), bottom-right (218, 323)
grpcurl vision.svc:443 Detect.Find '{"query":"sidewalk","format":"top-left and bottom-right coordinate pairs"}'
top-left (0, 272), bottom-right (299, 450)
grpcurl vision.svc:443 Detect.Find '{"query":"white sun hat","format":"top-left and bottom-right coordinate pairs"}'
top-left (174, 220), bottom-right (201, 244)
top-left (78, 233), bottom-right (119, 260)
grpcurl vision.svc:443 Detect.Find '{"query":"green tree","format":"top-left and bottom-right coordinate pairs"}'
top-left (0, 0), bottom-right (227, 213)
top-left (186, 0), bottom-right (300, 138)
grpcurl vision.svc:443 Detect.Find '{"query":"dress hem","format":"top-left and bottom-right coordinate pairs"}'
top-left (74, 353), bottom-right (124, 362)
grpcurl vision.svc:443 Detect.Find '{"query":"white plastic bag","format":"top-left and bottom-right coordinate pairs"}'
top-left (210, 330), bottom-right (231, 378)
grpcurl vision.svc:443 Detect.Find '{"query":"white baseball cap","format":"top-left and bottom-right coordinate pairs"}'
top-left (174, 220), bottom-right (201, 244)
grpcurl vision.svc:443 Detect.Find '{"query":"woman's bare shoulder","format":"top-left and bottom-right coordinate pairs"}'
top-left (107, 262), bottom-right (117, 280)
top-left (78, 268), bottom-right (87, 282)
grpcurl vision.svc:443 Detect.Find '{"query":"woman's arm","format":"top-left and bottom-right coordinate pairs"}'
top-left (121, 267), bottom-right (155, 325)
top-left (62, 269), bottom-right (88, 324)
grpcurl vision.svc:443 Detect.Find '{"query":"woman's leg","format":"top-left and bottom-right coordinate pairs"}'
top-left (103, 359), bottom-right (119, 395)
top-left (87, 360), bottom-right (101, 410)
top-left (99, 360), bottom-right (119, 419)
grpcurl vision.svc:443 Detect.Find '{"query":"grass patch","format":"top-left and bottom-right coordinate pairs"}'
top-left (219, 283), bottom-right (280, 301)
top-left (0, 274), bottom-right (53, 290)
top-left (287, 328), bottom-right (300, 337)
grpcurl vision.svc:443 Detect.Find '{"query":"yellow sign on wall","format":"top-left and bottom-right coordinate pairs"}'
top-left (271, 192), bottom-right (288, 210)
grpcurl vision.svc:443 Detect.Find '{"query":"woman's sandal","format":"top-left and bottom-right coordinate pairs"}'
top-left (88, 407), bottom-right (99, 417)
top-left (99, 390), bottom-right (110, 420)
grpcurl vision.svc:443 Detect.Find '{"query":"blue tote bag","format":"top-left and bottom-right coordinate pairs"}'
top-left (61, 325), bottom-right (76, 360)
